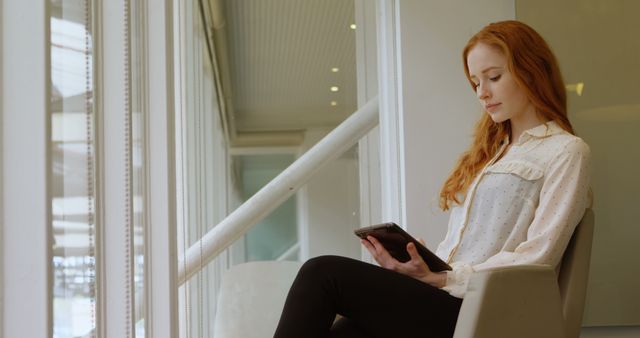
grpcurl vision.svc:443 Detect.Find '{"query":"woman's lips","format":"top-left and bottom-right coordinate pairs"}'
top-left (485, 103), bottom-right (501, 112)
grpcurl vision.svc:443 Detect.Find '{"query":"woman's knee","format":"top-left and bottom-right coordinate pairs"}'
top-left (298, 255), bottom-right (350, 279)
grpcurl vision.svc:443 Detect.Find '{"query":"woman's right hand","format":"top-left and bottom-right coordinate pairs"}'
top-left (361, 236), bottom-right (446, 288)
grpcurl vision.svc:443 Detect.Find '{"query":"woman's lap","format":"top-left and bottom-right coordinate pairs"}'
top-left (274, 255), bottom-right (462, 338)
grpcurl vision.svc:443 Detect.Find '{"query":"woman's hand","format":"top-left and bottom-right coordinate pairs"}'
top-left (361, 236), bottom-right (447, 288)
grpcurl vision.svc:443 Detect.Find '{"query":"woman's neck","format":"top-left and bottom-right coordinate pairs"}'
top-left (509, 112), bottom-right (547, 144)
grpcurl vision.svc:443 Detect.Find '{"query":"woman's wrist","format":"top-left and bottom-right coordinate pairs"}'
top-left (422, 271), bottom-right (447, 288)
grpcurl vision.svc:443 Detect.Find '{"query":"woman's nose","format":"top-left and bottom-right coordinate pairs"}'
top-left (477, 83), bottom-right (490, 99)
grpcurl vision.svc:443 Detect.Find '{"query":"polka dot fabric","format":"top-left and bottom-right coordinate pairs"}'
top-left (435, 121), bottom-right (592, 298)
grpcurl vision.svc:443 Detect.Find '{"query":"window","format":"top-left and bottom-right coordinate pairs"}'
top-left (50, 1), bottom-right (97, 336)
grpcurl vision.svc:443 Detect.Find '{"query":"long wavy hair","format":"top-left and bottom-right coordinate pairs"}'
top-left (439, 20), bottom-right (574, 210)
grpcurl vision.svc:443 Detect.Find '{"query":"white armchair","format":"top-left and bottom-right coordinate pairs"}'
top-left (213, 260), bottom-right (303, 338)
top-left (453, 209), bottom-right (594, 338)
top-left (213, 209), bottom-right (594, 338)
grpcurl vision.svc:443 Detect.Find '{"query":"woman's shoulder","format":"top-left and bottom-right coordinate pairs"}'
top-left (548, 131), bottom-right (590, 158)
top-left (529, 121), bottom-right (590, 158)
top-left (539, 131), bottom-right (591, 171)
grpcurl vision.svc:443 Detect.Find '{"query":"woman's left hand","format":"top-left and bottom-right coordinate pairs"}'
top-left (361, 236), bottom-right (446, 288)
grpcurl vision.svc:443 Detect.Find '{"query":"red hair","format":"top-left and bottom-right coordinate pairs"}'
top-left (439, 20), bottom-right (574, 210)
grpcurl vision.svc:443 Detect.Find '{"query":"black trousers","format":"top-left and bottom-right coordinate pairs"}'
top-left (273, 255), bottom-right (463, 338)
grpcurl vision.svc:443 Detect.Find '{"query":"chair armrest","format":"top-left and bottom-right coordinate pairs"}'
top-left (453, 265), bottom-right (565, 338)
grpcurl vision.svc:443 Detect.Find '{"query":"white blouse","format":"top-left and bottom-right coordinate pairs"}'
top-left (436, 121), bottom-right (592, 298)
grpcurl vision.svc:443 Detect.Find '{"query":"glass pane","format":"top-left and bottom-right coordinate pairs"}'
top-left (302, 145), bottom-right (361, 260)
top-left (175, 0), bottom-right (360, 335)
top-left (222, 0), bottom-right (360, 262)
top-left (517, 0), bottom-right (640, 326)
top-left (175, 0), bottom-right (226, 337)
top-left (238, 154), bottom-right (298, 261)
top-left (50, 0), bottom-right (97, 337)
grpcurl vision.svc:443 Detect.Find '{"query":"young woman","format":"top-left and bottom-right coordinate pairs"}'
top-left (273, 20), bottom-right (591, 338)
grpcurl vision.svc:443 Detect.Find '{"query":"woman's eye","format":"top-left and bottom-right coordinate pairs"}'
top-left (490, 75), bottom-right (502, 82)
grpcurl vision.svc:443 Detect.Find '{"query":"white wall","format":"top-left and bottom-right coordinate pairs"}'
top-left (396, 0), bottom-right (515, 248)
top-left (516, 0), bottom-right (640, 332)
top-left (581, 327), bottom-right (640, 338)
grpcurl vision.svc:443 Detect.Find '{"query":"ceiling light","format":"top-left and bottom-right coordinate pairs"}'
top-left (330, 86), bottom-right (339, 92)
top-left (350, 24), bottom-right (356, 30)
top-left (331, 67), bottom-right (339, 73)
top-left (331, 101), bottom-right (338, 106)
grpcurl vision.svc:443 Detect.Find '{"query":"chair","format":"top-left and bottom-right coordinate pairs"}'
top-left (213, 260), bottom-right (303, 338)
top-left (213, 210), bottom-right (594, 338)
top-left (452, 209), bottom-right (594, 338)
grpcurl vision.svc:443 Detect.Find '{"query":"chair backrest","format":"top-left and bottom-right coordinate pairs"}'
top-left (557, 209), bottom-right (594, 338)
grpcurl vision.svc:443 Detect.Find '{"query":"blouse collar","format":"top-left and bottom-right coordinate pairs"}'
top-left (516, 120), bottom-right (565, 145)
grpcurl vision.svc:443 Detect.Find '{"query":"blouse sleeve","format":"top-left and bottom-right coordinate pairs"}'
top-left (442, 138), bottom-right (592, 298)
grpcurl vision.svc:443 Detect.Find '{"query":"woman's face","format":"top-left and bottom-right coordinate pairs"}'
top-left (466, 43), bottom-right (535, 124)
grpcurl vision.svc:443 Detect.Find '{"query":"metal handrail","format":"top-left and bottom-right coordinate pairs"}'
top-left (177, 97), bottom-right (379, 284)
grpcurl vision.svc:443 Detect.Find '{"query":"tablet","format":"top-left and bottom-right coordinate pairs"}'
top-left (355, 222), bottom-right (451, 272)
